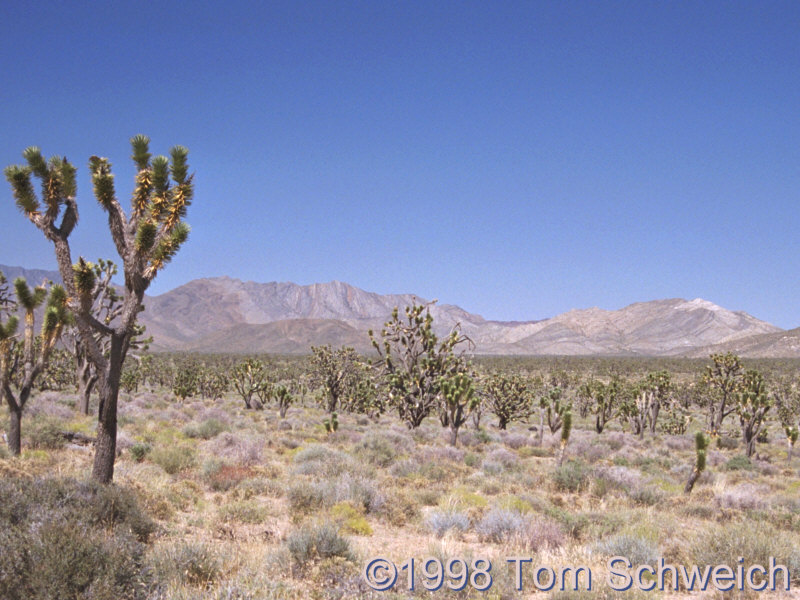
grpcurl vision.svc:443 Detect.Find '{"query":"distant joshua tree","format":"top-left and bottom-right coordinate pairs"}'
top-left (5, 136), bottom-right (193, 482)
top-left (0, 276), bottom-right (70, 455)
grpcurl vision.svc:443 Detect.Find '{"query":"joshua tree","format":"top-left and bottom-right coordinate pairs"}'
top-left (370, 301), bottom-right (472, 429)
top-left (684, 432), bottom-right (708, 494)
top-left (5, 136), bottom-right (193, 482)
top-left (0, 278), bottom-right (70, 455)
top-left (736, 369), bottom-right (771, 458)
top-left (583, 376), bottom-right (624, 434)
top-left (274, 384), bottom-right (293, 418)
top-left (62, 258), bottom-right (149, 414)
top-left (323, 412), bottom-right (339, 433)
top-left (483, 372), bottom-right (534, 430)
top-left (557, 410), bottom-right (572, 467)
top-left (440, 372), bottom-right (477, 446)
top-left (173, 364), bottom-right (199, 400)
top-left (703, 352), bottom-right (744, 434)
top-left (644, 370), bottom-right (672, 433)
top-left (198, 368), bottom-right (229, 401)
top-left (310, 345), bottom-right (362, 413)
top-left (772, 377), bottom-right (800, 461)
top-left (231, 358), bottom-right (271, 410)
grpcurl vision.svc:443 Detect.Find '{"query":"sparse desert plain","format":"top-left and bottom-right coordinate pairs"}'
top-left (2, 351), bottom-right (800, 599)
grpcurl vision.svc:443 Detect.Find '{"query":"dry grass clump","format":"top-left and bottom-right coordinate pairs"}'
top-left (425, 508), bottom-right (471, 537)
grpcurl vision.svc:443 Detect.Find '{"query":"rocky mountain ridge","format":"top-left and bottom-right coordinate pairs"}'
top-left (0, 264), bottom-right (789, 356)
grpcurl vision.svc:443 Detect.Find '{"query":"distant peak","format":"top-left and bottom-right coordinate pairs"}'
top-left (678, 298), bottom-right (723, 312)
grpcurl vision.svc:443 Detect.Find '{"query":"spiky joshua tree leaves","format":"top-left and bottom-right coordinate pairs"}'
top-left (370, 301), bottom-right (473, 429)
top-left (5, 136), bottom-right (193, 482)
top-left (0, 276), bottom-right (71, 455)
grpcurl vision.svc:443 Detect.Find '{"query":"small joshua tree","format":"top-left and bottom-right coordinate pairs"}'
top-left (736, 369), bottom-right (771, 458)
top-left (483, 372), bottom-right (534, 430)
top-left (173, 364), bottom-right (199, 401)
top-left (557, 410), bottom-right (572, 467)
top-left (198, 368), bottom-right (229, 401)
top-left (684, 432), bottom-right (708, 494)
top-left (310, 345), bottom-right (361, 413)
top-left (231, 358), bottom-right (271, 410)
top-left (785, 427), bottom-right (799, 462)
top-left (582, 376), bottom-right (624, 434)
top-left (440, 372), bottom-right (477, 446)
top-left (703, 352), bottom-right (744, 434)
top-left (370, 301), bottom-right (472, 429)
top-left (6, 136), bottom-right (194, 482)
top-left (324, 412), bottom-right (339, 433)
top-left (0, 278), bottom-right (70, 455)
top-left (274, 384), bottom-right (293, 418)
top-left (772, 377), bottom-right (800, 462)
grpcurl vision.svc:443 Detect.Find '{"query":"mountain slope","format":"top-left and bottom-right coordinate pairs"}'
top-left (0, 265), bottom-right (787, 356)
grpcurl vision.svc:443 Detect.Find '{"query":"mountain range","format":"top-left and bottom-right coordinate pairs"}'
top-left (0, 264), bottom-right (794, 357)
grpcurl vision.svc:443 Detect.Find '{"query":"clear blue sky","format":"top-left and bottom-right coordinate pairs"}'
top-left (2, 1), bottom-right (799, 327)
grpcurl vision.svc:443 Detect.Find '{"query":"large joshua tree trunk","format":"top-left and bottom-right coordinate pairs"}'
top-left (7, 404), bottom-right (21, 456)
top-left (92, 335), bottom-right (126, 482)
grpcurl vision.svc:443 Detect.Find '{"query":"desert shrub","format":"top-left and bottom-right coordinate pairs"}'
top-left (330, 502), bottom-right (373, 535)
top-left (183, 418), bottom-right (227, 440)
top-left (628, 485), bottom-right (666, 506)
top-left (725, 454), bottom-right (753, 471)
top-left (498, 495), bottom-right (534, 514)
top-left (355, 432), bottom-right (400, 467)
top-left (379, 490), bottom-right (420, 527)
top-left (595, 534), bottom-right (660, 565)
top-left (319, 473), bottom-right (384, 513)
top-left (690, 521), bottom-right (800, 582)
top-left (235, 476), bottom-right (283, 499)
top-left (202, 459), bottom-right (253, 492)
top-left (593, 466), bottom-right (643, 491)
top-left (218, 499), bottom-right (269, 524)
top-left (287, 482), bottom-right (324, 518)
top-left (149, 444), bottom-right (196, 475)
top-left (423, 445), bottom-right (465, 463)
top-left (0, 477), bottom-right (155, 600)
top-left (26, 416), bottom-right (65, 450)
top-left (546, 507), bottom-right (591, 540)
top-left (525, 518), bottom-right (565, 552)
top-left (553, 459), bottom-right (590, 492)
top-left (149, 541), bottom-right (222, 587)
top-left (476, 508), bottom-right (526, 542)
top-left (717, 484), bottom-right (769, 511)
top-left (502, 432), bottom-right (532, 449)
top-left (464, 452), bottom-right (481, 467)
top-left (426, 509), bottom-right (470, 538)
top-left (207, 432), bottom-right (263, 467)
top-left (286, 522), bottom-right (354, 568)
top-left (482, 447), bottom-right (520, 474)
top-left (389, 458), bottom-right (419, 477)
top-left (606, 432), bottom-right (626, 451)
top-left (129, 442), bottom-right (152, 463)
top-left (292, 444), bottom-right (354, 476)
top-left (416, 489), bottom-right (441, 506)
top-left (717, 436), bottom-right (740, 450)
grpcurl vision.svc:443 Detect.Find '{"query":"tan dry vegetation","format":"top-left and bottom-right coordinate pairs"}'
top-left (2, 384), bottom-right (800, 599)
